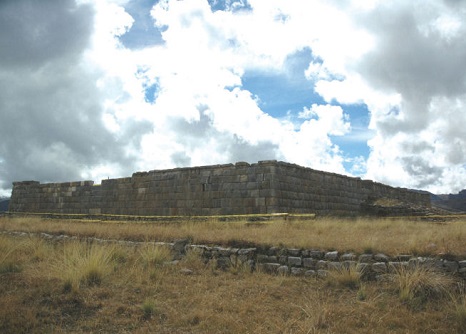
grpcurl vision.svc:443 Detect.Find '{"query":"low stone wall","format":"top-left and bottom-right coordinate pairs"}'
top-left (187, 243), bottom-right (466, 280)
top-left (3, 231), bottom-right (465, 280)
top-left (9, 161), bottom-right (431, 216)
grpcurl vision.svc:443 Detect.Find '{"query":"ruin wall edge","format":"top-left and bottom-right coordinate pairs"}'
top-left (8, 161), bottom-right (430, 216)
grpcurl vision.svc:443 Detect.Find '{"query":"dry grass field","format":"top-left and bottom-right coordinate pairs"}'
top-left (1, 216), bottom-right (466, 333)
top-left (1, 215), bottom-right (465, 256)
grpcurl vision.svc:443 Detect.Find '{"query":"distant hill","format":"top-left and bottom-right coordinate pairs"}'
top-left (0, 198), bottom-right (9, 212)
top-left (431, 190), bottom-right (466, 212)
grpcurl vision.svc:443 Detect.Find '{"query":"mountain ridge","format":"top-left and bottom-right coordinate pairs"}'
top-left (0, 197), bottom-right (10, 212)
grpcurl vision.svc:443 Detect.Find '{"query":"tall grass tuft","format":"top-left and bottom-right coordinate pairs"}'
top-left (326, 263), bottom-right (362, 290)
top-left (137, 243), bottom-right (172, 267)
top-left (298, 293), bottom-right (332, 331)
top-left (453, 296), bottom-right (466, 332)
top-left (391, 264), bottom-right (452, 306)
top-left (53, 241), bottom-right (115, 293)
top-left (23, 237), bottom-right (55, 262)
top-left (141, 299), bottom-right (156, 320)
top-left (180, 248), bottom-right (206, 271)
top-left (450, 283), bottom-right (466, 333)
top-left (0, 236), bottom-right (23, 274)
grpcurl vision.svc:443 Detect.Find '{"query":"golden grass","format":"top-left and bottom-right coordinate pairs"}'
top-left (0, 235), bottom-right (23, 273)
top-left (0, 234), bottom-right (464, 333)
top-left (1, 215), bottom-right (466, 256)
top-left (391, 264), bottom-right (453, 308)
top-left (137, 243), bottom-right (173, 268)
top-left (326, 263), bottom-right (362, 290)
top-left (50, 241), bottom-right (116, 293)
top-left (453, 293), bottom-right (466, 332)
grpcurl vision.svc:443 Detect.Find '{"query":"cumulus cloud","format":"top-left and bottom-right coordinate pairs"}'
top-left (103, 0), bottom-right (352, 172)
top-left (305, 0), bottom-right (466, 192)
top-left (1, 0), bottom-right (466, 196)
top-left (0, 0), bottom-right (148, 195)
top-left (355, 1), bottom-right (466, 192)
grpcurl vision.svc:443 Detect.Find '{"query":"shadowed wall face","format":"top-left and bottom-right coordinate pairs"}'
top-left (8, 161), bottom-right (430, 216)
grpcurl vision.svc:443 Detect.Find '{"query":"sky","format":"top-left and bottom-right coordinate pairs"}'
top-left (1, 0), bottom-right (466, 197)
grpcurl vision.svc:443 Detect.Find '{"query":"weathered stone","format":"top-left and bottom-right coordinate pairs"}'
top-left (287, 256), bottom-right (302, 267)
top-left (426, 258), bottom-right (443, 270)
top-left (388, 261), bottom-right (409, 272)
top-left (268, 247), bottom-right (279, 256)
top-left (291, 267), bottom-right (304, 276)
top-left (356, 263), bottom-right (369, 273)
top-left (203, 249), bottom-right (213, 259)
top-left (278, 266), bottom-right (290, 275)
top-left (459, 260), bottom-right (466, 268)
top-left (288, 249), bottom-right (301, 256)
top-left (309, 250), bottom-right (325, 259)
top-left (304, 270), bottom-right (316, 277)
top-left (459, 267), bottom-right (466, 277)
top-left (186, 245), bottom-right (208, 254)
top-left (396, 255), bottom-right (412, 262)
top-left (238, 248), bottom-right (256, 263)
top-left (173, 239), bottom-right (189, 254)
top-left (218, 247), bottom-right (232, 257)
top-left (303, 258), bottom-right (317, 269)
top-left (171, 240), bottom-right (188, 260)
top-left (316, 260), bottom-right (328, 270)
top-left (325, 251), bottom-right (339, 261)
top-left (408, 257), bottom-right (441, 270)
top-left (268, 256), bottom-right (278, 263)
top-left (375, 274), bottom-right (392, 282)
top-left (408, 258), bottom-right (419, 268)
top-left (443, 260), bottom-right (459, 273)
top-left (317, 270), bottom-right (329, 278)
top-left (358, 254), bottom-right (373, 263)
top-left (238, 248), bottom-right (256, 256)
top-left (327, 262), bottom-right (343, 271)
top-left (279, 255), bottom-right (288, 265)
top-left (277, 248), bottom-right (288, 256)
top-left (343, 261), bottom-right (357, 269)
top-left (216, 257), bottom-right (230, 270)
top-left (341, 253), bottom-right (356, 261)
top-left (374, 253), bottom-right (389, 263)
top-left (256, 254), bottom-right (269, 263)
top-left (230, 248), bottom-right (239, 255)
top-left (372, 262), bottom-right (388, 273)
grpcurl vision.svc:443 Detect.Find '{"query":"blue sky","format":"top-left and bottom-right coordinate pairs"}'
top-left (1, 0), bottom-right (466, 196)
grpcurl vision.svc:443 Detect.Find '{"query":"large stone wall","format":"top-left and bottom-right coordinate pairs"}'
top-left (8, 161), bottom-right (430, 216)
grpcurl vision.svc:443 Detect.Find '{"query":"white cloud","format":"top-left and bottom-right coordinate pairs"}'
top-left (93, 0), bottom-right (354, 175)
top-left (1, 0), bottom-right (466, 196)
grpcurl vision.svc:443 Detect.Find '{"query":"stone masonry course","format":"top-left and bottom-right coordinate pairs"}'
top-left (8, 160), bottom-right (430, 216)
